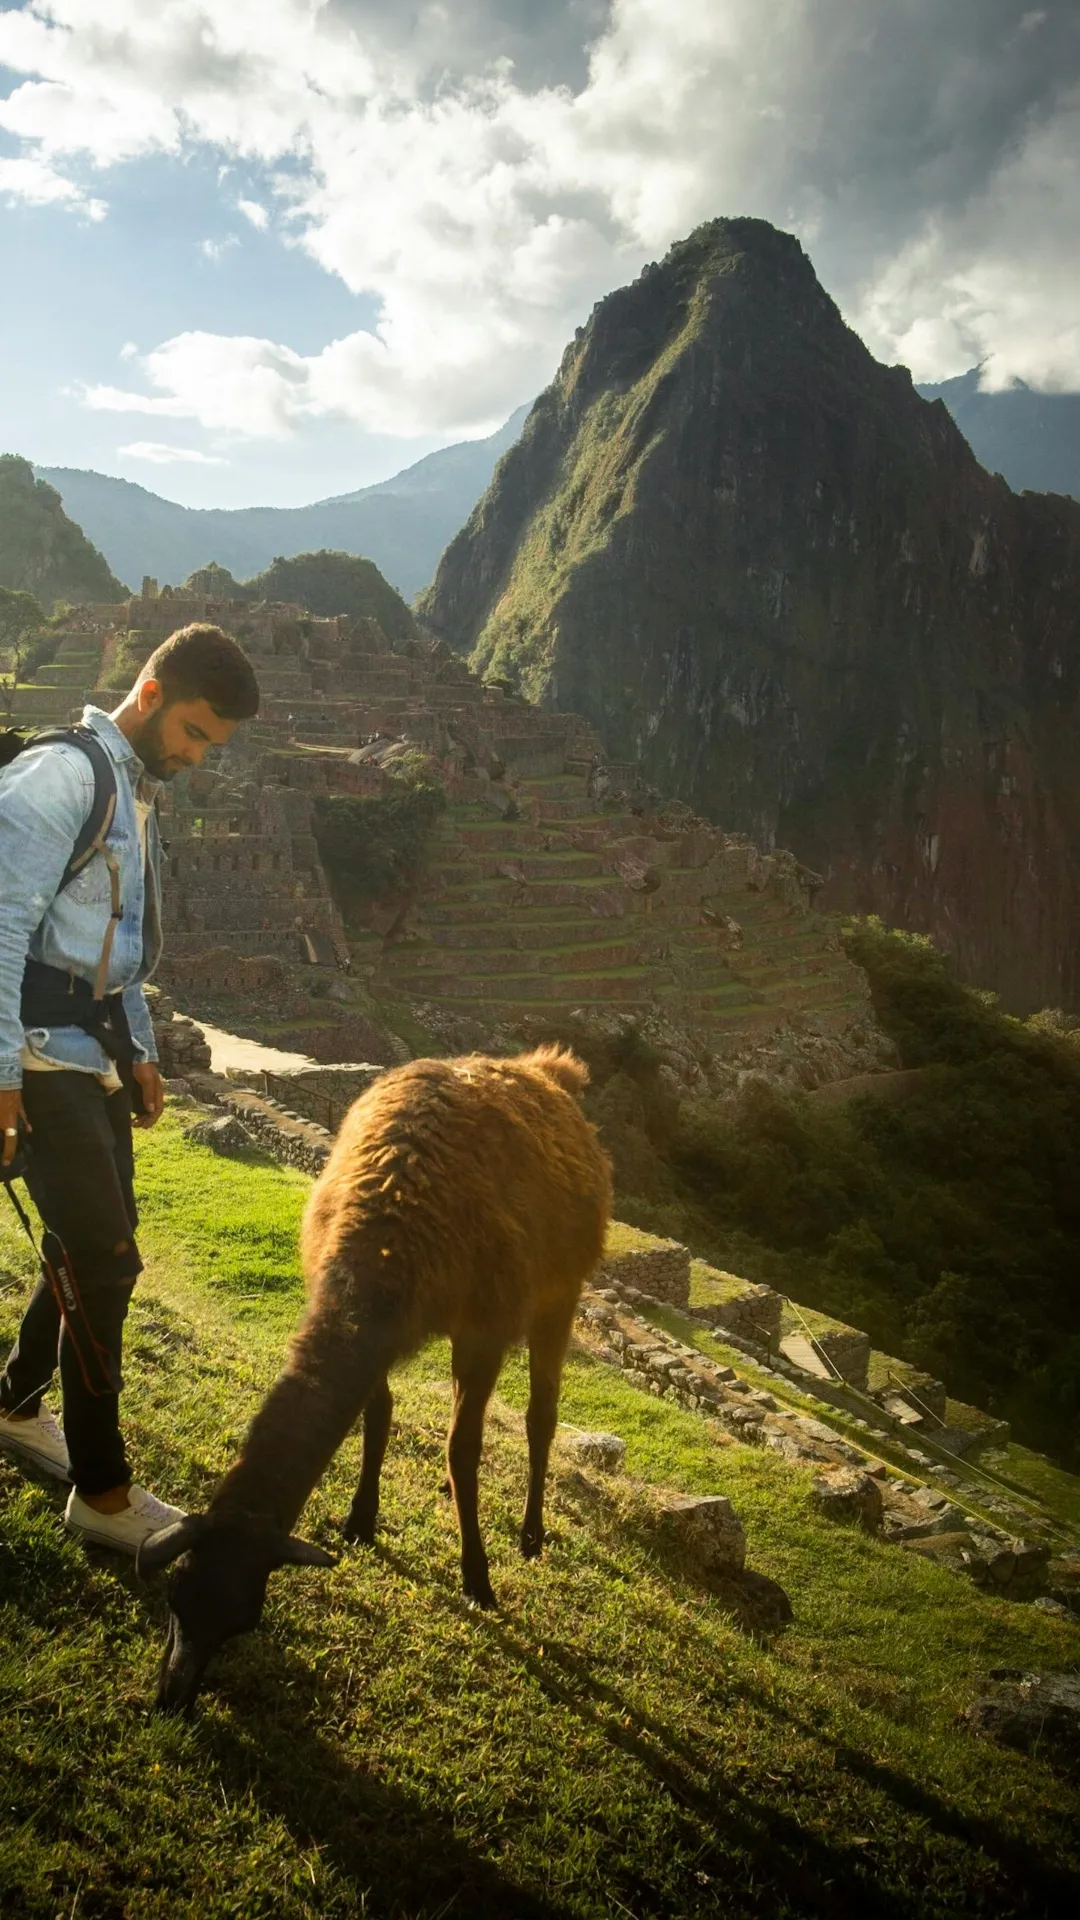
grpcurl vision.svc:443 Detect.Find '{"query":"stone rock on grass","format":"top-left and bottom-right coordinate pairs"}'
top-left (809, 1466), bottom-right (884, 1533)
top-left (562, 1430), bottom-right (627, 1472)
top-left (654, 1493), bottom-right (746, 1573)
top-left (901, 1530), bottom-right (985, 1580)
top-left (899, 1530), bottom-right (1044, 1592)
top-left (184, 1114), bottom-right (252, 1155)
top-left (962, 1671), bottom-right (1080, 1778)
top-left (1008, 1538), bottom-right (1053, 1592)
top-left (1048, 1557), bottom-right (1080, 1615)
top-left (882, 1503), bottom-right (968, 1541)
top-left (765, 1432), bottom-right (832, 1466)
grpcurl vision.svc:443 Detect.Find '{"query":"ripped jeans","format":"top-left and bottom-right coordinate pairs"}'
top-left (0, 1071), bottom-right (143, 1495)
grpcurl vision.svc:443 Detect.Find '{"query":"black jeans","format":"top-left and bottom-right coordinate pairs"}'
top-left (0, 1071), bottom-right (143, 1496)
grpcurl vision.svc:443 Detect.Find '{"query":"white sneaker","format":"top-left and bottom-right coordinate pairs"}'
top-left (0, 1406), bottom-right (71, 1480)
top-left (65, 1483), bottom-right (187, 1556)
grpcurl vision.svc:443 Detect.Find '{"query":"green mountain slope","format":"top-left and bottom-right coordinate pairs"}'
top-left (243, 550), bottom-right (420, 639)
top-left (37, 407), bottom-right (529, 601)
top-left (0, 454), bottom-right (126, 605)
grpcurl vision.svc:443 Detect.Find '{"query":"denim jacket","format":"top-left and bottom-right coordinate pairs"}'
top-left (0, 706), bottom-right (162, 1089)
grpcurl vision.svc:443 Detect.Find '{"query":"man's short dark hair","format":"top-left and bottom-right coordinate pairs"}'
top-left (140, 624), bottom-right (260, 721)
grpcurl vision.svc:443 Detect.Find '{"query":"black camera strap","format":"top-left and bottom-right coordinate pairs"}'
top-left (2, 1177), bottom-right (117, 1397)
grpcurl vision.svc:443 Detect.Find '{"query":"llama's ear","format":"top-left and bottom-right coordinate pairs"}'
top-left (278, 1534), bottom-right (336, 1570)
top-left (136, 1514), bottom-right (210, 1576)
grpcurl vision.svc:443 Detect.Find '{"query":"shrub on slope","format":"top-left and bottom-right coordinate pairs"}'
top-left (669, 924), bottom-right (1080, 1467)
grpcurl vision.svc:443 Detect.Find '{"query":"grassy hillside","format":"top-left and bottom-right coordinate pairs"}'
top-left (0, 453), bottom-right (126, 605)
top-left (562, 923), bottom-right (1080, 1472)
top-left (1, 1114), bottom-right (1078, 1917)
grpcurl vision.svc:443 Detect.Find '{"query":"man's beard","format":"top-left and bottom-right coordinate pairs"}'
top-left (131, 709), bottom-right (178, 781)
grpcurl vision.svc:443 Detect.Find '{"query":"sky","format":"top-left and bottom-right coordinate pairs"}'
top-left (0, 1), bottom-right (1077, 510)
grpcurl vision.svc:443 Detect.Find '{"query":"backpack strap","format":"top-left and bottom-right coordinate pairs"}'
top-left (14, 726), bottom-right (123, 1001)
top-left (29, 726), bottom-right (118, 897)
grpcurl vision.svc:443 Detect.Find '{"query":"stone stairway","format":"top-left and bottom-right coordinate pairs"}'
top-left (372, 773), bottom-right (869, 1038)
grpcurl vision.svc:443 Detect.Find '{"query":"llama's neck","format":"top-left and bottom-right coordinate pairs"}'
top-left (210, 1308), bottom-right (390, 1534)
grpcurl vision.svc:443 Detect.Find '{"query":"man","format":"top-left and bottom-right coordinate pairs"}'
top-left (0, 624), bottom-right (259, 1553)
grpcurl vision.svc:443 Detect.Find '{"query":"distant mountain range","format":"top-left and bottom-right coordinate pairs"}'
top-left (32, 374), bottom-right (1078, 608)
top-left (915, 370), bottom-right (1080, 499)
top-left (37, 406), bottom-right (530, 601)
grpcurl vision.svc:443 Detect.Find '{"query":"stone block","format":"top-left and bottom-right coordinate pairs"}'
top-left (184, 1114), bottom-right (251, 1155)
top-left (654, 1493), bottom-right (746, 1572)
top-left (809, 1466), bottom-right (884, 1532)
top-left (562, 1430), bottom-right (627, 1472)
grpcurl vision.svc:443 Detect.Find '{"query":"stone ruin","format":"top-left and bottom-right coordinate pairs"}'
top-left (24, 581), bottom-right (882, 1079)
top-left (596, 1241), bottom-right (692, 1308)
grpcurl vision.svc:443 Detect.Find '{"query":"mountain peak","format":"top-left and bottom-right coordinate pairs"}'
top-left (420, 217), bottom-right (1080, 1016)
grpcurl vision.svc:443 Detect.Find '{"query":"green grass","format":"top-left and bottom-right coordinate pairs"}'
top-left (1, 1115), bottom-right (1079, 1917)
top-left (988, 1444), bottom-right (1080, 1531)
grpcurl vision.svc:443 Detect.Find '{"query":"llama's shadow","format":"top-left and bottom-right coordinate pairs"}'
top-left (200, 1637), bottom-right (576, 1920)
top-left (0, 1486), bottom-right (573, 1920)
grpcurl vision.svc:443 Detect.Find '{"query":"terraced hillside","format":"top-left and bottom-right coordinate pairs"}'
top-left (373, 771), bottom-right (870, 1040)
top-left (5, 581), bottom-right (873, 1061)
top-left (3, 625), bottom-right (108, 726)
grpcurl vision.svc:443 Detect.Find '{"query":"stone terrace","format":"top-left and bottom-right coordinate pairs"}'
top-left (373, 774), bottom-right (869, 1039)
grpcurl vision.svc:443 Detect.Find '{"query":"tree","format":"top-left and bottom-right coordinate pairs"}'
top-left (0, 586), bottom-right (46, 724)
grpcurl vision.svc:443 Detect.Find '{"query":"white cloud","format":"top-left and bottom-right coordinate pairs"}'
top-left (0, 152), bottom-right (106, 218)
top-left (200, 234), bottom-right (239, 261)
top-left (118, 442), bottom-right (227, 465)
top-left (1, 0), bottom-right (1078, 439)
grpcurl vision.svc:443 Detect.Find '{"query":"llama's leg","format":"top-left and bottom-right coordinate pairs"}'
top-left (447, 1330), bottom-right (504, 1608)
top-left (520, 1301), bottom-right (576, 1560)
top-left (342, 1373), bottom-right (393, 1546)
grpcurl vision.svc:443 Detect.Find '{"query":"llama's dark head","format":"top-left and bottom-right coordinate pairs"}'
top-left (137, 1514), bottom-right (334, 1714)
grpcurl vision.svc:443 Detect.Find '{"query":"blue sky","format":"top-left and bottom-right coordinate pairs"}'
top-left (1, 2), bottom-right (1077, 511)
top-left (0, 112), bottom-right (460, 506)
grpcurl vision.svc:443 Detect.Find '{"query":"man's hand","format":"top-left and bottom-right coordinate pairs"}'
top-left (0, 1087), bottom-right (30, 1168)
top-left (132, 1062), bottom-right (165, 1129)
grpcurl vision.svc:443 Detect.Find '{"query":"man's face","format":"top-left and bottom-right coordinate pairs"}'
top-left (133, 683), bottom-right (237, 781)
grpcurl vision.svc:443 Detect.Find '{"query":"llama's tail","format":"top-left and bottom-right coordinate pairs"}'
top-left (519, 1044), bottom-right (590, 1098)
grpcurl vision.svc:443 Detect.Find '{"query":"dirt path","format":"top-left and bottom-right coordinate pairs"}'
top-left (196, 1020), bottom-right (320, 1077)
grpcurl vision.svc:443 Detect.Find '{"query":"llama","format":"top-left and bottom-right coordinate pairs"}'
top-left (139, 1046), bottom-right (612, 1712)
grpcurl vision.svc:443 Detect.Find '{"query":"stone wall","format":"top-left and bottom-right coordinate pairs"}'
top-left (146, 989), bottom-right (212, 1078)
top-left (811, 1327), bottom-right (872, 1389)
top-left (596, 1241), bottom-right (691, 1308)
top-left (227, 1062), bottom-right (386, 1130)
top-left (695, 1284), bottom-right (784, 1350)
